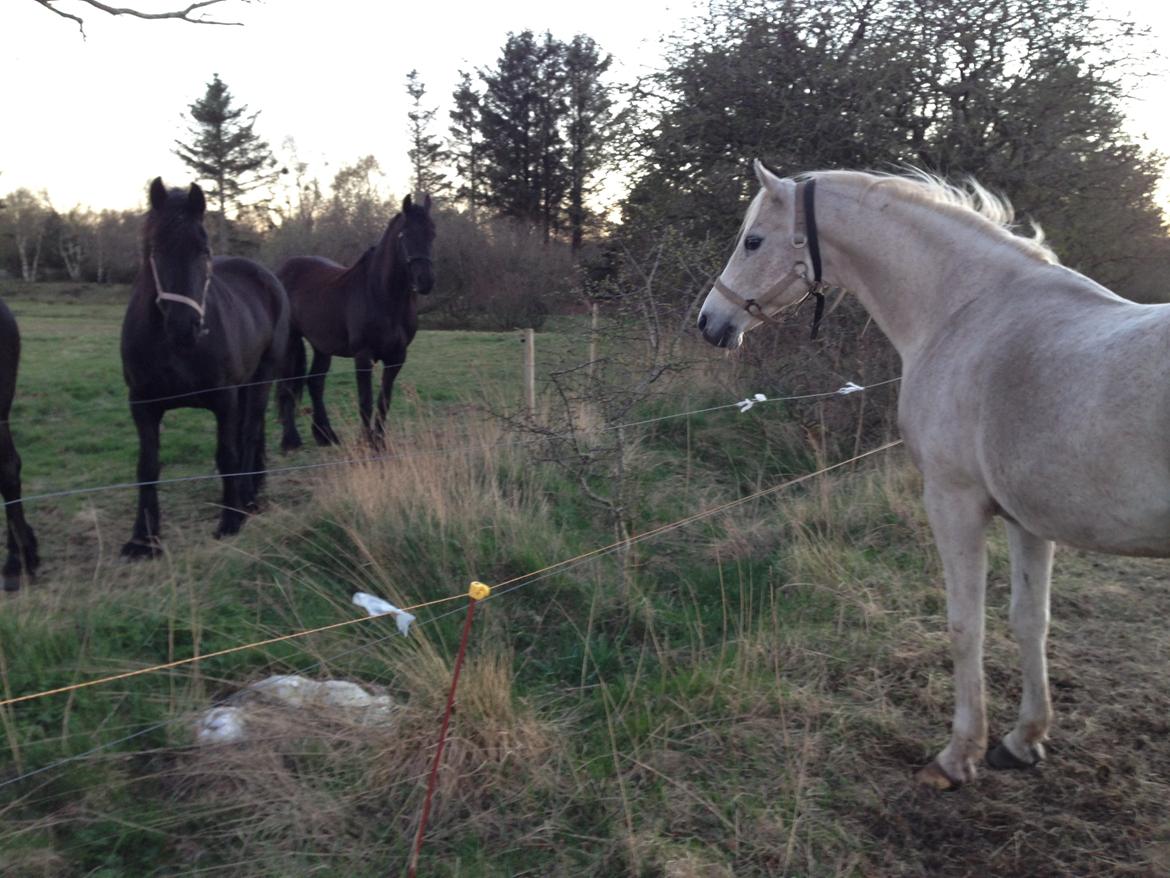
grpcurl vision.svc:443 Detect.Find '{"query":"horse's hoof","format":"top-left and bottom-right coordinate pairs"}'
top-left (3, 573), bottom-right (22, 593)
top-left (281, 436), bottom-right (303, 453)
top-left (986, 739), bottom-right (1044, 771)
top-left (213, 522), bottom-right (242, 540)
top-left (915, 760), bottom-right (964, 791)
top-left (121, 540), bottom-right (162, 560)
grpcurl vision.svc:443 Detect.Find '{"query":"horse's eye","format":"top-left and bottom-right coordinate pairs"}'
top-left (745, 234), bottom-right (763, 252)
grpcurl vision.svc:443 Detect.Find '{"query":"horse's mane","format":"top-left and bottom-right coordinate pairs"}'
top-left (816, 169), bottom-right (1059, 265)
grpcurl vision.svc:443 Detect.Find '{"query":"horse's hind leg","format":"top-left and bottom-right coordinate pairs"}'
top-left (916, 481), bottom-right (992, 790)
top-left (122, 404), bottom-right (164, 559)
top-left (279, 329), bottom-right (307, 453)
top-left (0, 423), bottom-right (38, 591)
top-left (987, 522), bottom-right (1054, 771)
top-left (307, 347), bottom-right (339, 446)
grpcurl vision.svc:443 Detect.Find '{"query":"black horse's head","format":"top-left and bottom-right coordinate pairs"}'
top-left (399, 193), bottom-right (435, 294)
top-left (144, 177), bottom-right (212, 348)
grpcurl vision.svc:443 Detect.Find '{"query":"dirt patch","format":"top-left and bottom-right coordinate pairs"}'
top-left (835, 551), bottom-right (1170, 877)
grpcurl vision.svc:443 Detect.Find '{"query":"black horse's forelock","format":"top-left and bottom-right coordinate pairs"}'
top-left (143, 189), bottom-right (207, 254)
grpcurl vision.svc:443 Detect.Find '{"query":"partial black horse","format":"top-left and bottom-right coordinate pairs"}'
top-left (276, 194), bottom-right (434, 450)
top-left (0, 298), bottom-right (39, 591)
top-left (121, 178), bottom-right (289, 557)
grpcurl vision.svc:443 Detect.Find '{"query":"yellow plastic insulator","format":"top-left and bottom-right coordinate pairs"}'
top-left (468, 581), bottom-right (492, 601)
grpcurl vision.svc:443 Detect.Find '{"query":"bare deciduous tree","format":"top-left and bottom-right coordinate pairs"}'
top-left (33, 0), bottom-right (246, 36)
top-left (1, 190), bottom-right (50, 282)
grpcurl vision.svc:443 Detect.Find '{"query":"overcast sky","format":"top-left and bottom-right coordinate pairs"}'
top-left (2, 0), bottom-right (1168, 213)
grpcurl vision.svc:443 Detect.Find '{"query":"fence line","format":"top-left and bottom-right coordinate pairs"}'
top-left (0, 362), bottom-right (396, 429)
top-left (4, 377), bottom-right (899, 510)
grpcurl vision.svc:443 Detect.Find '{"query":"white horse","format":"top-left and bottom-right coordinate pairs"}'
top-left (698, 160), bottom-right (1170, 789)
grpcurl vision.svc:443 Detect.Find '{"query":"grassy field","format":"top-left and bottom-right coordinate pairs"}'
top-left (3, 284), bottom-right (1170, 877)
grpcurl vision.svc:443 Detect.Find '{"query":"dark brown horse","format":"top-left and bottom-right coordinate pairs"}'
top-left (276, 194), bottom-right (434, 450)
top-left (0, 298), bottom-right (38, 591)
top-left (120, 178), bottom-right (289, 558)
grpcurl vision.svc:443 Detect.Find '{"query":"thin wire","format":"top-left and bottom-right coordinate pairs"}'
top-left (492, 439), bottom-right (904, 592)
top-left (613, 376), bottom-right (901, 430)
top-left (0, 362), bottom-right (400, 428)
top-left (0, 593), bottom-right (464, 709)
top-left (3, 378), bottom-right (899, 509)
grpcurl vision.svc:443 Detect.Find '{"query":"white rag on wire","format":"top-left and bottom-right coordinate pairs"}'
top-left (352, 592), bottom-right (416, 636)
top-left (736, 393), bottom-right (768, 413)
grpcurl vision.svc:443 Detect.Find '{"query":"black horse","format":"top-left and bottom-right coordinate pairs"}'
top-left (276, 194), bottom-right (434, 450)
top-left (0, 298), bottom-right (39, 591)
top-left (120, 178), bottom-right (289, 557)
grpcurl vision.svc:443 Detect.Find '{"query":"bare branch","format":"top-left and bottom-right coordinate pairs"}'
top-left (34, 0), bottom-right (244, 37)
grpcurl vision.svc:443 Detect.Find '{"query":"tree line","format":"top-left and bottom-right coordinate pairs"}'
top-left (4, 0), bottom-right (1169, 310)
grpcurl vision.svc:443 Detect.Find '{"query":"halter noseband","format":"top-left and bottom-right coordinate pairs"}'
top-left (397, 232), bottom-right (433, 272)
top-left (713, 178), bottom-right (834, 340)
top-left (150, 254), bottom-right (212, 333)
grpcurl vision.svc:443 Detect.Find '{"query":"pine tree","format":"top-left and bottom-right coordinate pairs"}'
top-left (173, 73), bottom-right (278, 250)
top-left (478, 31), bottom-right (547, 228)
top-left (563, 34), bottom-right (614, 251)
top-left (405, 69), bottom-right (448, 197)
top-left (534, 32), bottom-right (569, 243)
top-left (448, 70), bottom-right (485, 220)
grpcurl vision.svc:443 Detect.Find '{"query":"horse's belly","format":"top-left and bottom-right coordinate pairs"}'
top-left (995, 473), bottom-right (1170, 557)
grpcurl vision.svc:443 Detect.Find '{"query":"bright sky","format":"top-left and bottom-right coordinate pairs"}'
top-left (1, 0), bottom-right (1168, 213)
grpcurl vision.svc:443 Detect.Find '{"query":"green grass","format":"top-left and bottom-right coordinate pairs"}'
top-left (7, 284), bottom-right (1169, 877)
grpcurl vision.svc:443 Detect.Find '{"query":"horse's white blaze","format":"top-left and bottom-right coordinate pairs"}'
top-left (700, 162), bottom-right (1170, 785)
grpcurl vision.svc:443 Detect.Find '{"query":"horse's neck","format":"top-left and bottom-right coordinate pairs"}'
top-left (822, 192), bottom-right (1044, 361)
top-left (368, 220), bottom-right (410, 301)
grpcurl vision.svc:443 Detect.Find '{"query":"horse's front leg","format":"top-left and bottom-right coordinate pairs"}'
top-left (121, 404), bottom-right (164, 559)
top-left (213, 392), bottom-right (245, 538)
top-left (0, 422), bottom-right (38, 590)
top-left (918, 481), bottom-right (992, 789)
top-left (987, 521), bottom-right (1054, 770)
top-left (372, 355), bottom-right (404, 449)
top-left (355, 354), bottom-right (374, 443)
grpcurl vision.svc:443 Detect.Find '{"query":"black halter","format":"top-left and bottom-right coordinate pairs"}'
top-left (803, 179), bottom-right (827, 339)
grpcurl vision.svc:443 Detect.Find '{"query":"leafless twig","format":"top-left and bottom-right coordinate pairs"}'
top-left (34, 0), bottom-right (245, 38)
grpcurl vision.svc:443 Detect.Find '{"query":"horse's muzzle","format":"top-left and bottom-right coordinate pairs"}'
top-left (411, 265), bottom-right (434, 295)
top-left (698, 313), bottom-right (741, 349)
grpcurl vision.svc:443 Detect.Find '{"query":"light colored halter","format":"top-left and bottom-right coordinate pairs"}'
top-left (713, 178), bottom-right (847, 339)
top-left (150, 254), bottom-right (212, 329)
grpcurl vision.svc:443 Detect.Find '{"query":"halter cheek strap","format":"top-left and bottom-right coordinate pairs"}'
top-left (714, 178), bottom-right (842, 340)
top-left (150, 255), bottom-right (212, 330)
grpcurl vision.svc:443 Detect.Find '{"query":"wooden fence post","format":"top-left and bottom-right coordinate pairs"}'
top-left (523, 328), bottom-right (536, 419)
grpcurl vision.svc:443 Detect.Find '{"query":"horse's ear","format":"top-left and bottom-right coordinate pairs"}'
top-left (149, 177), bottom-right (168, 211)
top-left (754, 158), bottom-right (787, 198)
top-left (402, 194), bottom-right (413, 213)
top-left (187, 183), bottom-right (206, 218)
top-left (421, 193), bottom-right (432, 212)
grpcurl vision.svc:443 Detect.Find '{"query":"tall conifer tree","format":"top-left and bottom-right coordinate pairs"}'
top-left (173, 74), bottom-right (277, 250)
top-left (405, 69), bottom-right (448, 197)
